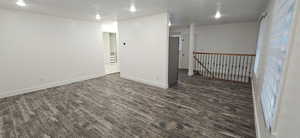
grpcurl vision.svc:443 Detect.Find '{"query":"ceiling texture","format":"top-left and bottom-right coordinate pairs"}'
top-left (0, 0), bottom-right (269, 27)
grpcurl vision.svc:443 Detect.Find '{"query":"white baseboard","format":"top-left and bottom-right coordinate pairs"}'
top-left (252, 80), bottom-right (261, 138)
top-left (0, 73), bottom-right (104, 98)
top-left (121, 75), bottom-right (169, 89)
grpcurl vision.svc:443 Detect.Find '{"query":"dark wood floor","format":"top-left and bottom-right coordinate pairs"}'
top-left (0, 70), bottom-right (255, 138)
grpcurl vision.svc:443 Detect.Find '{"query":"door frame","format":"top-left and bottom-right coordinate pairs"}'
top-left (168, 36), bottom-right (181, 86)
top-left (170, 35), bottom-right (182, 51)
top-left (170, 35), bottom-right (182, 69)
top-left (103, 32), bottom-right (120, 75)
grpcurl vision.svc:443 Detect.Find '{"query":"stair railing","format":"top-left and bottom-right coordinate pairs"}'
top-left (193, 51), bottom-right (256, 83)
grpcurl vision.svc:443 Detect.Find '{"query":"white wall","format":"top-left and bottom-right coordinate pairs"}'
top-left (252, 0), bottom-right (300, 137)
top-left (0, 9), bottom-right (105, 98)
top-left (171, 22), bottom-right (259, 69)
top-left (180, 35), bottom-right (190, 69)
top-left (276, 6), bottom-right (300, 136)
top-left (195, 22), bottom-right (258, 53)
top-left (252, 1), bottom-right (276, 138)
top-left (103, 33), bottom-right (111, 64)
top-left (118, 13), bottom-right (169, 88)
top-left (101, 21), bottom-right (118, 33)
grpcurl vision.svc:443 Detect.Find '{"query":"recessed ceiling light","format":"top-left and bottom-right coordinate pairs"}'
top-left (130, 4), bottom-right (136, 13)
top-left (168, 21), bottom-right (172, 27)
top-left (16, 0), bottom-right (26, 7)
top-left (96, 14), bottom-right (101, 20)
top-left (214, 11), bottom-right (222, 19)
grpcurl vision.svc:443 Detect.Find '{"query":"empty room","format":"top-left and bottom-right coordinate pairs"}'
top-left (1, 0), bottom-right (300, 138)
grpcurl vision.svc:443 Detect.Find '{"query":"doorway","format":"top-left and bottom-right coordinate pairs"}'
top-left (103, 32), bottom-right (119, 74)
top-left (168, 36), bottom-right (180, 87)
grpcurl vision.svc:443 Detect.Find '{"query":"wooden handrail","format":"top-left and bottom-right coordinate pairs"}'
top-left (193, 51), bottom-right (256, 57)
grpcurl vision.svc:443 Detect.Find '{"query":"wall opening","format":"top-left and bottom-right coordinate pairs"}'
top-left (103, 32), bottom-right (119, 74)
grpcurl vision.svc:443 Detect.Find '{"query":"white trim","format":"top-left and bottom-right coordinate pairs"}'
top-left (0, 73), bottom-right (104, 98)
top-left (121, 75), bottom-right (169, 89)
top-left (252, 79), bottom-right (261, 138)
top-left (188, 23), bottom-right (195, 76)
top-left (165, 13), bottom-right (170, 90)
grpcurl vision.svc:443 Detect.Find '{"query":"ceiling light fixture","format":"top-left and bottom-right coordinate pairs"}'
top-left (168, 21), bottom-right (172, 27)
top-left (214, 2), bottom-right (222, 20)
top-left (214, 10), bottom-right (222, 19)
top-left (130, 4), bottom-right (136, 13)
top-left (96, 13), bottom-right (101, 20)
top-left (16, 0), bottom-right (26, 7)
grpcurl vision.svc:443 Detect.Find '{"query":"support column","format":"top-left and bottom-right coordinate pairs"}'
top-left (188, 23), bottom-right (195, 76)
